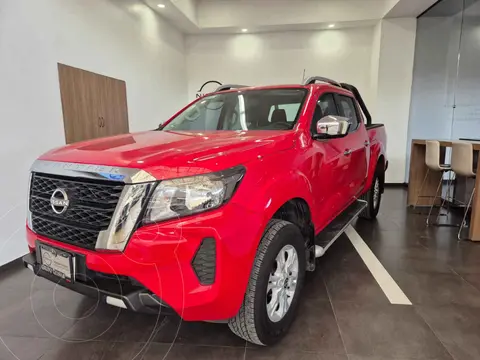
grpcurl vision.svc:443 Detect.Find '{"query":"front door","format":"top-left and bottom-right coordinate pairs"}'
top-left (309, 93), bottom-right (352, 230)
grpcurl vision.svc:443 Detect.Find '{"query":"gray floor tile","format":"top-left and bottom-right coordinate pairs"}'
top-left (0, 336), bottom-right (56, 360)
top-left (323, 270), bottom-right (390, 305)
top-left (0, 269), bottom-right (64, 313)
top-left (320, 237), bottom-right (370, 275)
top-left (143, 343), bottom-right (245, 360)
top-left (459, 273), bottom-right (480, 292)
top-left (348, 355), bottom-right (452, 360)
top-left (62, 304), bottom-right (164, 343)
top-left (151, 316), bottom-right (246, 347)
top-left (303, 267), bottom-right (330, 301)
top-left (359, 229), bottom-right (428, 251)
top-left (334, 302), bottom-right (450, 359)
top-left (417, 304), bottom-right (480, 360)
top-left (247, 347), bottom-right (348, 360)
top-left (268, 300), bottom-right (345, 353)
top-left (448, 246), bottom-right (480, 274)
top-left (40, 340), bottom-right (117, 360)
top-left (0, 289), bottom-right (95, 338)
top-left (391, 271), bottom-right (480, 307)
top-left (372, 246), bottom-right (453, 274)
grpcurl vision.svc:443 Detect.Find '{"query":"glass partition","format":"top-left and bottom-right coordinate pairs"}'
top-left (406, 0), bottom-right (480, 180)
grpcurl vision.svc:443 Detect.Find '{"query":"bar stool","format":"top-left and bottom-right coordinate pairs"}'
top-left (423, 141), bottom-right (453, 225)
top-left (451, 141), bottom-right (477, 240)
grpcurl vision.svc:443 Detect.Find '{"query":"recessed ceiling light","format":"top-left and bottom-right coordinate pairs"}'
top-left (241, 28), bottom-right (248, 33)
top-left (157, 4), bottom-right (166, 8)
top-left (328, 24), bottom-right (335, 28)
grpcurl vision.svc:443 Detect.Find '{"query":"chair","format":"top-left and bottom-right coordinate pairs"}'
top-left (421, 141), bottom-right (453, 225)
top-left (451, 141), bottom-right (477, 240)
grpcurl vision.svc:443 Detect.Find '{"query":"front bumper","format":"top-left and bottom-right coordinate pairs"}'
top-left (22, 252), bottom-right (175, 315)
top-left (25, 202), bottom-right (264, 321)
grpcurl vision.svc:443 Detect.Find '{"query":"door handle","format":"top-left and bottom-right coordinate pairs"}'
top-left (364, 141), bottom-right (370, 147)
top-left (344, 149), bottom-right (352, 156)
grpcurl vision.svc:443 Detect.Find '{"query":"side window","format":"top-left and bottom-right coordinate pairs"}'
top-left (311, 93), bottom-right (338, 133)
top-left (337, 95), bottom-right (359, 131)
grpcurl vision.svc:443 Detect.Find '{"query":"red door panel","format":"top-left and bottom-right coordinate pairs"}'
top-left (309, 138), bottom-right (351, 231)
top-left (341, 125), bottom-right (368, 199)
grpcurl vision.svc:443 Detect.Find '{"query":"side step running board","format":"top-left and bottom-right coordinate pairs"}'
top-left (314, 200), bottom-right (367, 258)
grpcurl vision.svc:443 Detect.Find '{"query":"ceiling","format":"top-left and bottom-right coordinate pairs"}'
top-left (144, 0), bottom-right (439, 34)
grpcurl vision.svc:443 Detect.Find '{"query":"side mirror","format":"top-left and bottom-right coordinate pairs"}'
top-left (314, 115), bottom-right (351, 139)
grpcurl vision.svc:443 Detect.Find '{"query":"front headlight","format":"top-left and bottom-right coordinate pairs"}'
top-left (144, 166), bottom-right (245, 223)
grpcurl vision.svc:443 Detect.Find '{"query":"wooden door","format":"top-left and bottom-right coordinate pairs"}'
top-left (58, 64), bottom-right (129, 144)
top-left (99, 76), bottom-right (129, 137)
top-left (58, 64), bottom-right (102, 143)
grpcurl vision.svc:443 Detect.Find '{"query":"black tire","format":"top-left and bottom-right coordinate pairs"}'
top-left (360, 168), bottom-right (383, 219)
top-left (228, 219), bottom-right (306, 346)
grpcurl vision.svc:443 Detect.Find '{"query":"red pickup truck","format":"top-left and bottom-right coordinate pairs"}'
top-left (23, 77), bottom-right (387, 345)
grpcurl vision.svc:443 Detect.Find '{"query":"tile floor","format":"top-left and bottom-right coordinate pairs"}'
top-left (1, 189), bottom-right (480, 360)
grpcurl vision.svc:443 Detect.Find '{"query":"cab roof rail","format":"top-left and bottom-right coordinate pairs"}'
top-left (215, 84), bottom-right (249, 92)
top-left (303, 76), bottom-right (341, 87)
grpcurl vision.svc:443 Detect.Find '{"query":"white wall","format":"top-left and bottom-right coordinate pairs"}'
top-left (186, 27), bottom-right (375, 107)
top-left (0, 0), bottom-right (187, 266)
top-left (369, 22), bottom-right (383, 117)
top-left (375, 18), bottom-right (417, 183)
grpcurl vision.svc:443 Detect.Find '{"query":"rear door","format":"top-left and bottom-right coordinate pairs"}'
top-left (335, 94), bottom-right (369, 200)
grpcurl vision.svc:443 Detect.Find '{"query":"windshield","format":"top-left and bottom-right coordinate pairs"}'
top-left (162, 89), bottom-right (308, 131)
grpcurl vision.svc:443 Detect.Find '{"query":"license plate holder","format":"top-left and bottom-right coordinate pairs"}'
top-left (38, 243), bottom-right (75, 282)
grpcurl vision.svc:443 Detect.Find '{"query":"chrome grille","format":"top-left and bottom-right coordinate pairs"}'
top-left (30, 197), bottom-right (114, 228)
top-left (31, 174), bottom-right (123, 204)
top-left (29, 173), bottom-right (125, 250)
top-left (31, 216), bottom-right (99, 249)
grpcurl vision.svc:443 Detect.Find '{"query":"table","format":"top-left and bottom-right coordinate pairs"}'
top-left (407, 139), bottom-right (480, 241)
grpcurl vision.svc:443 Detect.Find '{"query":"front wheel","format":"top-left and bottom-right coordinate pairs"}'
top-left (228, 219), bottom-right (306, 346)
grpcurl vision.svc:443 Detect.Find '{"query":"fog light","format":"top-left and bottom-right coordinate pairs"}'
top-left (106, 296), bottom-right (127, 309)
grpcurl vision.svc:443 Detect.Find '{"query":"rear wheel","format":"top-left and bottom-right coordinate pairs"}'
top-left (228, 219), bottom-right (306, 345)
top-left (360, 167), bottom-right (383, 219)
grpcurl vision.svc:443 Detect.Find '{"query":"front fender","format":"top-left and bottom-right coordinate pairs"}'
top-left (235, 162), bottom-right (315, 250)
top-left (259, 170), bottom-right (315, 227)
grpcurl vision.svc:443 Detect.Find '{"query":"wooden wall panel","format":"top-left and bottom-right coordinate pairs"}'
top-left (57, 64), bottom-right (129, 144)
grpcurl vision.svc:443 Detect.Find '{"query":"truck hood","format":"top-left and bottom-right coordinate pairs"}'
top-left (39, 130), bottom-right (295, 180)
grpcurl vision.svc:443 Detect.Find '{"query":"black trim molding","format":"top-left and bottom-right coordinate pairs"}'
top-left (418, 0), bottom-right (442, 18)
top-left (385, 183), bottom-right (408, 188)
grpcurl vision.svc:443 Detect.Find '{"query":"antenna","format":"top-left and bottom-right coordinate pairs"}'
top-left (302, 69), bottom-right (306, 83)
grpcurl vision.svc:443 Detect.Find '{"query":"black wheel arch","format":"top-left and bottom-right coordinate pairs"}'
top-left (376, 155), bottom-right (386, 194)
top-left (272, 198), bottom-right (315, 271)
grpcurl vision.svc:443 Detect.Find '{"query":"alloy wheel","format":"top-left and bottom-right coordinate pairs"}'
top-left (266, 245), bottom-right (299, 323)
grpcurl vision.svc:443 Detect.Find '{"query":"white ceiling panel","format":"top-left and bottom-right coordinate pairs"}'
top-left (146, 0), bottom-right (436, 34)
